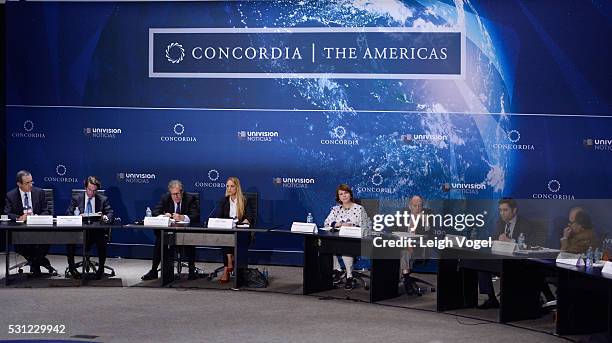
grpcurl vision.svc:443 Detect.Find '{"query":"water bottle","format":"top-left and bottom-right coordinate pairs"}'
top-left (594, 248), bottom-right (602, 262)
top-left (586, 246), bottom-right (593, 268)
top-left (517, 232), bottom-right (526, 249)
top-left (73, 206), bottom-right (80, 216)
top-left (306, 212), bottom-right (313, 223)
top-left (145, 207), bottom-right (152, 218)
top-left (262, 267), bottom-right (269, 281)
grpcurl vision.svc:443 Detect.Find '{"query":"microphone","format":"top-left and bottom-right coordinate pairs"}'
top-left (204, 200), bottom-right (221, 227)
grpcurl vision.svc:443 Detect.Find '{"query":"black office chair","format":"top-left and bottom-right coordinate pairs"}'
top-left (63, 189), bottom-right (116, 278)
top-left (208, 192), bottom-right (258, 280)
top-left (404, 260), bottom-right (436, 296)
top-left (10, 188), bottom-right (58, 276)
top-left (174, 192), bottom-right (205, 278)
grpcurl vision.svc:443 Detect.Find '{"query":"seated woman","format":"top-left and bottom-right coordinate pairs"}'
top-left (323, 183), bottom-right (370, 290)
top-left (560, 209), bottom-right (599, 254)
top-left (215, 176), bottom-right (254, 283)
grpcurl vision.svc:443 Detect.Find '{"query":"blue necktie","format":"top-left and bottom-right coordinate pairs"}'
top-left (175, 202), bottom-right (181, 213)
top-left (23, 193), bottom-right (30, 210)
top-left (86, 198), bottom-right (93, 214)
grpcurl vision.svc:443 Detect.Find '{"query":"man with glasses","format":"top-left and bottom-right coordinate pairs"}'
top-left (3, 170), bottom-right (53, 276)
top-left (65, 176), bottom-right (114, 279)
top-left (141, 180), bottom-right (200, 281)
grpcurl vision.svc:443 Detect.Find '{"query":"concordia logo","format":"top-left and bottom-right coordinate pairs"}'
top-left (11, 120), bottom-right (46, 139)
top-left (532, 179), bottom-right (575, 199)
top-left (195, 169), bottom-right (226, 188)
top-left (166, 42), bottom-right (185, 64)
top-left (583, 138), bottom-right (612, 151)
top-left (237, 130), bottom-right (279, 142)
top-left (356, 172), bottom-right (395, 194)
top-left (43, 164), bottom-right (78, 183)
top-left (273, 177), bottom-right (315, 188)
top-left (493, 129), bottom-right (535, 150)
top-left (321, 126), bottom-right (359, 146)
top-left (442, 182), bottom-right (486, 194)
top-left (84, 127), bottom-right (122, 139)
top-left (117, 172), bottom-right (157, 184)
top-left (160, 123), bottom-right (197, 142)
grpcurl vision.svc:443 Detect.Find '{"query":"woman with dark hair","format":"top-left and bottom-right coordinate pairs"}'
top-left (323, 184), bottom-right (370, 289)
top-left (215, 176), bottom-right (254, 283)
top-left (561, 210), bottom-right (599, 254)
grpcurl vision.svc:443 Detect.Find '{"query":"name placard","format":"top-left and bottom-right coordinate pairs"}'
top-left (602, 261), bottom-right (612, 275)
top-left (207, 218), bottom-right (235, 229)
top-left (26, 215), bottom-right (53, 225)
top-left (491, 240), bottom-right (517, 254)
top-left (56, 216), bottom-right (83, 226)
top-left (144, 216), bottom-right (170, 227)
top-left (556, 252), bottom-right (583, 266)
top-left (339, 226), bottom-right (362, 238)
top-left (291, 222), bottom-right (317, 234)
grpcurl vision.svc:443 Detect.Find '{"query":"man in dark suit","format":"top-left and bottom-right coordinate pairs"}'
top-left (65, 176), bottom-right (114, 279)
top-left (3, 170), bottom-right (53, 276)
top-left (478, 198), bottom-right (540, 309)
top-left (400, 195), bottom-right (435, 293)
top-left (141, 180), bottom-right (200, 281)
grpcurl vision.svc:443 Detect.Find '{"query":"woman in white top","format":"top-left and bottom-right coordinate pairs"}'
top-left (324, 183), bottom-right (370, 289)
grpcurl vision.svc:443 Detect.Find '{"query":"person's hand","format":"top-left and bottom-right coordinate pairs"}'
top-left (562, 226), bottom-right (573, 239)
top-left (341, 222), bottom-right (353, 227)
top-left (163, 213), bottom-right (172, 218)
top-left (242, 219), bottom-right (250, 224)
top-left (17, 214), bottom-right (27, 221)
top-left (498, 233), bottom-right (511, 242)
top-left (102, 215), bottom-right (109, 222)
top-left (172, 213), bottom-right (184, 221)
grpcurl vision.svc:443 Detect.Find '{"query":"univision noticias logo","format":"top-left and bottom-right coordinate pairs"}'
top-left (84, 127), bottom-right (123, 139)
top-left (583, 138), bottom-right (612, 151)
top-left (117, 172), bottom-right (157, 184)
top-left (400, 133), bottom-right (447, 144)
top-left (492, 129), bottom-right (535, 150)
top-left (195, 169), bottom-right (226, 188)
top-left (43, 164), bottom-right (78, 183)
top-left (160, 123), bottom-right (197, 142)
top-left (273, 177), bottom-right (315, 189)
top-left (237, 130), bottom-right (279, 142)
top-left (442, 182), bottom-right (486, 194)
top-left (356, 172), bottom-right (395, 194)
top-left (11, 120), bottom-right (46, 139)
top-left (532, 179), bottom-right (575, 199)
top-left (320, 126), bottom-right (359, 146)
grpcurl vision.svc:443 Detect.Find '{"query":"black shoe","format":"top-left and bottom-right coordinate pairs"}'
top-left (402, 273), bottom-right (412, 293)
top-left (68, 268), bottom-right (82, 279)
top-left (30, 265), bottom-right (42, 277)
top-left (141, 269), bottom-right (158, 280)
top-left (344, 277), bottom-right (354, 290)
top-left (188, 270), bottom-right (197, 280)
top-left (332, 270), bottom-right (342, 284)
top-left (477, 298), bottom-right (500, 309)
top-left (93, 270), bottom-right (104, 280)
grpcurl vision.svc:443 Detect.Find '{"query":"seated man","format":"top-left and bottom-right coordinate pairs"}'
top-left (66, 176), bottom-right (114, 279)
top-left (400, 195), bottom-right (434, 294)
top-left (3, 170), bottom-right (54, 276)
top-left (560, 208), bottom-right (599, 254)
top-left (141, 180), bottom-right (200, 281)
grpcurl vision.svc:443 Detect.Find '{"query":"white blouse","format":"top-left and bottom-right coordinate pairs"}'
top-left (324, 203), bottom-right (370, 229)
top-left (229, 197), bottom-right (237, 219)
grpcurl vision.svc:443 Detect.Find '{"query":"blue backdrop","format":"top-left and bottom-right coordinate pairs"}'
top-left (5, 1), bottom-right (612, 264)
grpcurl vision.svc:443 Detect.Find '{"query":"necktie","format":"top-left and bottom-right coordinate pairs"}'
top-left (86, 198), bottom-right (93, 214)
top-left (505, 222), bottom-right (511, 238)
top-left (23, 193), bottom-right (30, 210)
top-left (175, 202), bottom-right (181, 213)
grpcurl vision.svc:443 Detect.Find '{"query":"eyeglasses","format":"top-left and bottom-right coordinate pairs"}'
top-left (20, 181), bottom-right (33, 185)
top-left (170, 192), bottom-right (183, 196)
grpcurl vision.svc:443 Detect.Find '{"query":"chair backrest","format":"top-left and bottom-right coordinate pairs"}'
top-left (358, 199), bottom-right (380, 220)
top-left (244, 192), bottom-right (258, 228)
top-left (43, 188), bottom-right (54, 216)
top-left (186, 192), bottom-right (201, 223)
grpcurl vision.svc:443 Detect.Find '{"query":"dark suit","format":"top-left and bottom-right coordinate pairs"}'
top-left (150, 192), bottom-right (200, 271)
top-left (65, 192), bottom-right (114, 270)
top-left (3, 187), bottom-right (51, 271)
top-left (400, 208), bottom-right (435, 271)
top-left (215, 196), bottom-right (255, 262)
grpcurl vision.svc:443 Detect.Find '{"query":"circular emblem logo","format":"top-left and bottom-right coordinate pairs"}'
top-left (371, 173), bottom-right (383, 186)
top-left (24, 120), bottom-right (34, 132)
top-left (332, 126), bottom-right (346, 139)
top-left (56, 164), bottom-right (67, 176)
top-left (173, 123), bottom-right (185, 136)
top-left (507, 130), bottom-right (521, 143)
top-left (208, 169), bottom-right (219, 182)
top-left (165, 42), bottom-right (185, 64)
top-left (547, 180), bottom-right (561, 193)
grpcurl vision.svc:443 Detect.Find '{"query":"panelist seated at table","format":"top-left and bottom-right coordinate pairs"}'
top-left (214, 176), bottom-right (254, 283)
top-left (560, 208), bottom-right (599, 254)
top-left (65, 176), bottom-right (114, 279)
top-left (323, 183), bottom-right (370, 290)
top-left (400, 195), bottom-right (434, 294)
top-left (478, 198), bottom-right (546, 309)
top-left (141, 180), bottom-right (200, 281)
top-left (3, 170), bottom-right (54, 276)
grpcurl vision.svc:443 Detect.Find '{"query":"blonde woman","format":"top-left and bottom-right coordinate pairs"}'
top-left (215, 177), bottom-right (254, 283)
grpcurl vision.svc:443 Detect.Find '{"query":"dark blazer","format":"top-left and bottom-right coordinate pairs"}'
top-left (66, 192), bottom-right (114, 222)
top-left (216, 196), bottom-right (254, 227)
top-left (3, 187), bottom-right (49, 220)
top-left (493, 215), bottom-right (538, 245)
top-left (153, 192), bottom-right (200, 224)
